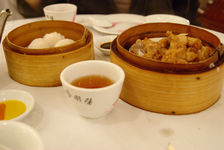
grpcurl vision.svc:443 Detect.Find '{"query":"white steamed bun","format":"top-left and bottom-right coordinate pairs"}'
top-left (43, 32), bottom-right (65, 47)
top-left (54, 39), bottom-right (75, 47)
top-left (28, 38), bottom-right (50, 49)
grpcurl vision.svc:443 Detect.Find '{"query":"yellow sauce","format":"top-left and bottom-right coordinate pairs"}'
top-left (0, 100), bottom-right (26, 120)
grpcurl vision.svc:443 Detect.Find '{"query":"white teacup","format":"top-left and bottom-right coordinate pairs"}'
top-left (60, 60), bottom-right (125, 118)
top-left (43, 3), bottom-right (77, 21)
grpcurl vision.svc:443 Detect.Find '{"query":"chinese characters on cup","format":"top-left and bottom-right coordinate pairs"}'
top-left (66, 90), bottom-right (93, 106)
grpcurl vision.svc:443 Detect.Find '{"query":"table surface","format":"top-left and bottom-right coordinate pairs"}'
top-left (1, 15), bottom-right (224, 150)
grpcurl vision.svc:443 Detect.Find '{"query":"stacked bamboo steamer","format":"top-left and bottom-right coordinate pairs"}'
top-left (110, 23), bottom-right (224, 115)
top-left (2, 20), bottom-right (94, 87)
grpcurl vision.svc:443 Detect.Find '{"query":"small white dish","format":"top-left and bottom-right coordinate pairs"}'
top-left (76, 16), bottom-right (112, 27)
top-left (145, 14), bottom-right (190, 25)
top-left (0, 121), bottom-right (44, 150)
top-left (88, 17), bottom-right (112, 27)
top-left (95, 35), bottom-right (117, 55)
top-left (0, 89), bottom-right (35, 121)
top-left (92, 14), bottom-right (145, 34)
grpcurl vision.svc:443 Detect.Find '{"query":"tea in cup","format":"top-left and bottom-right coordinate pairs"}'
top-left (60, 60), bottom-right (125, 118)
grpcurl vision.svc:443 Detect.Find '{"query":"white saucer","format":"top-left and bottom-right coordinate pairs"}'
top-left (95, 35), bottom-right (117, 55)
top-left (0, 89), bottom-right (35, 121)
top-left (0, 121), bottom-right (44, 150)
top-left (145, 14), bottom-right (190, 25)
top-left (92, 14), bottom-right (145, 35)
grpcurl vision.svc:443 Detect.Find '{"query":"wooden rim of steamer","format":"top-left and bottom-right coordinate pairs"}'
top-left (6, 20), bottom-right (88, 55)
top-left (116, 23), bottom-right (224, 74)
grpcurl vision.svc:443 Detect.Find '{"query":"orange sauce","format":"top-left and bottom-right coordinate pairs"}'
top-left (0, 100), bottom-right (26, 120)
top-left (0, 103), bottom-right (6, 120)
top-left (71, 75), bottom-right (114, 89)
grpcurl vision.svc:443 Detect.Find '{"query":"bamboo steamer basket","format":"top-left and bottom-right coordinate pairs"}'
top-left (2, 30), bottom-right (94, 87)
top-left (6, 20), bottom-right (88, 55)
top-left (110, 23), bottom-right (224, 114)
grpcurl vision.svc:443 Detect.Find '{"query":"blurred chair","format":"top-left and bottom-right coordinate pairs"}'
top-left (198, 0), bottom-right (224, 33)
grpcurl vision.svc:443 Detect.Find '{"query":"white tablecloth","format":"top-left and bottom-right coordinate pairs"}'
top-left (1, 15), bottom-right (224, 150)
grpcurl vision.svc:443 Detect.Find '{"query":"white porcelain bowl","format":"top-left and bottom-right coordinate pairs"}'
top-left (0, 89), bottom-right (35, 121)
top-left (95, 35), bottom-right (117, 55)
top-left (145, 14), bottom-right (190, 25)
top-left (0, 121), bottom-right (44, 150)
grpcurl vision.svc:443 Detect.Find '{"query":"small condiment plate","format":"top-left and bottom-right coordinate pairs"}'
top-left (92, 14), bottom-right (146, 35)
top-left (145, 14), bottom-right (190, 25)
top-left (95, 35), bottom-right (117, 55)
top-left (0, 121), bottom-right (44, 150)
top-left (0, 89), bottom-right (35, 121)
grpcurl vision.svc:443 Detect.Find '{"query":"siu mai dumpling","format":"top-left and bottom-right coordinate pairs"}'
top-left (54, 39), bottom-right (75, 47)
top-left (28, 38), bottom-right (50, 49)
top-left (43, 32), bottom-right (65, 47)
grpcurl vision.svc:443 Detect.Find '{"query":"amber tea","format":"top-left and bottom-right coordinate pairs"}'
top-left (71, 75), bottom-right (114, 88)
